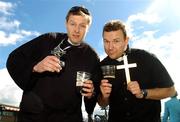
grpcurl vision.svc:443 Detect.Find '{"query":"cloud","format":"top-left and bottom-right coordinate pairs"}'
top-left (0, 68), bottom-right (22, 106)
top-left (0, 17), bottom-right (20, 30)
top-left (0, 1), bottom-right (38, 106)
top-left (127, 13), bottom-right (162, 25)
top-left (0, 1), bottom-right (15, 15)
top-left (125, 0), bottom-right (164, 39)
top-left (85, 0), bottom-right (96, 3)
top-left (146, 0), bottom-right (180, 19)
top-left (126, 0), bottom-right (180, 95)
top-left (0, 1), bottom-right (40, 46)
top-left (124, 0), bottom-right (180, 115)
top-left (131, 29), bottom-right (180, 82)
top-left (0, 30), bottom-right (40, 46)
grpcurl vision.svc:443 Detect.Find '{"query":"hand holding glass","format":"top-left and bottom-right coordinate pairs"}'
top-left (76, 71), bottom-right (91, 93)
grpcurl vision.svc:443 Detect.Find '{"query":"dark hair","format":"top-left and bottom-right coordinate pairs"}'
top-left (103, 20), bottom-right (127, 39)
top-left (66, 6), bottom-right (92, 25)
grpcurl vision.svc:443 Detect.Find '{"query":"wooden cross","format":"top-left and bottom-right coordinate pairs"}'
top-left (116, 55), bottom-right (137, 84)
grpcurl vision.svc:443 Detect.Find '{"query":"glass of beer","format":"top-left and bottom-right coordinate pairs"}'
top-left (101, 65), bottom-right (115, 84)
top-left (76, 71), bottom-right (91, 93)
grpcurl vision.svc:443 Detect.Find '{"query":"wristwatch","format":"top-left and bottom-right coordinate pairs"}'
top-left (141, 89), bottom-right (148, 99)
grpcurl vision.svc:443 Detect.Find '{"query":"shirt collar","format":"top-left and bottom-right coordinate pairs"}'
top-left (116, 56), bottom-right (123, 62)
top-left (67, 39), bottom-right (81, 46)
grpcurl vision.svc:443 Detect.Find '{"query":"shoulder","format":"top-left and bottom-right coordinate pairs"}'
top-left (80, 42), bottom-right (100, 59)
top-left (100, 56), bottom-right (112, 65)
top-left (12, 32), bottom-right (67, 52)
top-left (33, 32), bottom-right (67, 45)
top-left (45, 32), bottom-right (67, 38)
top-left (129, 48), bottom-right (159, 62)
top-left (81, 42), bottom-right (97, 53)
top-left (130, 48), bottom-right (155, 57)
top-left (39, 32), bottom-right (67, 41)
top-left (20, 32), bottom-right (66, 44)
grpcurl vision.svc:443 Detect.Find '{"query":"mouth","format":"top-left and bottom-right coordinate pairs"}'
top-left (108, 50), bottom-right (114, 55)
top-left (73, 34), bottom-right (80, 39)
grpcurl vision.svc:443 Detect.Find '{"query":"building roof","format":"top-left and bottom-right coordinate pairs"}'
top-left (0, 104), bottom-right (19, 112)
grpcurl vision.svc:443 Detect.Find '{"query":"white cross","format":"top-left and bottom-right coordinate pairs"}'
top-left (116, 55), bottom-right (137, 84)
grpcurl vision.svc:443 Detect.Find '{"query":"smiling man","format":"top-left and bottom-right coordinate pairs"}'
top-left (98, 19), bottom-right (176, 122)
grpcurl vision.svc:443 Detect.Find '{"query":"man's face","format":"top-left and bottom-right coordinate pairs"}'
top-left (103, 30), bottom-right (128, 59)
top-left (66, 15), bottom-right (89, 44)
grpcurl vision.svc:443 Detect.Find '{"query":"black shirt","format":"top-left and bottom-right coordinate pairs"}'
top-left (6, 32), bottom-right (101, 122)
top-left (100, 48), bottom-right (174, 122)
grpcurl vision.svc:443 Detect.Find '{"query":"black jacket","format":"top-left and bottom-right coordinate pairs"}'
top-left (6, 32), bottom-right (101, 122)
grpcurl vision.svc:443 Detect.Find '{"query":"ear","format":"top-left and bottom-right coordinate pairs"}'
top-left (125, 36), bottom-right (129, 45)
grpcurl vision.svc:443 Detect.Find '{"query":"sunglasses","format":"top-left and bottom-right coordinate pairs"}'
top-left (69, 6), bottom-right (90, 15)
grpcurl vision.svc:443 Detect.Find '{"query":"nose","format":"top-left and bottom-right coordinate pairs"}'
top-left (109, 42), bottom-right (114, 50)
top-left (74, 25), bottom-right (80, 33)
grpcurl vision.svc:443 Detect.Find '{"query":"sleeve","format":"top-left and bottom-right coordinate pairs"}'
top-left (6, 34), bottom-right (48, 91)
top-left (149, 53), bottom-right (174, 88)
top-left (84, 52), bottom-right (102, 115)
top-left (84, 65), bottom-right (101, 115)
top-left (162, 102), bottom-right (169, 122)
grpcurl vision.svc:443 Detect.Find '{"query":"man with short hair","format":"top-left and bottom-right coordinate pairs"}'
top-left (98, 19), bottom-right (176, 122)
top-left (7, 6), bottom-right (100, 122)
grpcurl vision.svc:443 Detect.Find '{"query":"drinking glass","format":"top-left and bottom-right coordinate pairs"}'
top-left (76, 71), bottom-right (91, 93)
top-left (101, 65), bottom-right (116, 84)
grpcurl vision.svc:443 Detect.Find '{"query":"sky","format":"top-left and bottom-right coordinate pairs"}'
top-left (0, 0), bottom-right (180, 116)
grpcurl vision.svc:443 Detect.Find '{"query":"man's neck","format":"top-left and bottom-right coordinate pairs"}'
top-left (68, 39), bottom-right (81, 46)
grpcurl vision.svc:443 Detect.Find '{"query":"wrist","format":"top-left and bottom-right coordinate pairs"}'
top-left (88, 91), bottom-right (96, 99)
top-left (141, 89), bottom-right (148, 99)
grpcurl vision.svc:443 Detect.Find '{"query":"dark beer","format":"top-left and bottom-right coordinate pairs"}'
top-left (101, 65), bottom-right (116, 84)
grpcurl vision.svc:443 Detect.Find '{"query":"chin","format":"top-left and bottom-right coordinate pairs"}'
top-left (70, 40), bottom-right (80, 44)
top-left (109, 55), bottom-right (116, 59)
